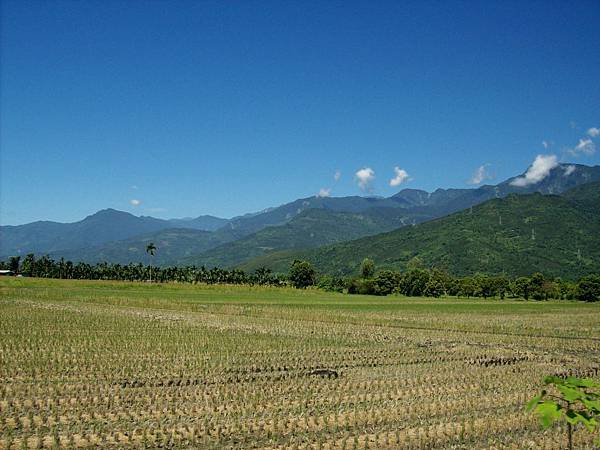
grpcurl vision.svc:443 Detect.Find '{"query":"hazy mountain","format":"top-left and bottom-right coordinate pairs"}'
top-left (181, 207), bottom-right (412, 268)
top-left (0, 209), bottom-right (228, 258)
top-left (213, 163), bottom-right (600, 242)
top-left (212, 195), bottom-right (410, 242)
top-left (50, 228), bottom-right (227, 265)
top-left (168, 215), bottom-right (229, 231)
top-left (240, 182), bottom-right (600, 280)
top-left (390, 163), bottom-right (600, 218)
top-left (0, 209), bottom-right (170, 257)
top-left (2, 163), bottom-right (598, 264)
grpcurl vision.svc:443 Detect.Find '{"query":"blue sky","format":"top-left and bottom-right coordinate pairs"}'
top-left (1, 0), bottom-right (599, 225)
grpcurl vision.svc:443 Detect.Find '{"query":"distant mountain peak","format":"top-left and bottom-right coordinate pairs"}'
top-left (85, 208), bottom-right (133, 219)
top-left (3, 163), bottom-right (600, 263)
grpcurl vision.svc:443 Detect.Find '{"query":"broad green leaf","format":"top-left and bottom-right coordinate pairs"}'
top-left (558, 385), bottom-right (584, 402)
top-left (544, 376), bottom-right (563, 386)
top-left (526, 393), bottom-right (543, 411)
top-left (535, 401), bottom-right (562, 428)
top-left (565, 410), bottom-right (598, 432)
top-left (581, 398), bottom-right (600, 413)
top-left (566, 377), bottom-right (600, 389)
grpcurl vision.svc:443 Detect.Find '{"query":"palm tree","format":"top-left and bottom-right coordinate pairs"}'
top-left (145, 242), bottom-right (157, 282)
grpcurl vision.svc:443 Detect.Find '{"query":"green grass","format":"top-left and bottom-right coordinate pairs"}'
top-left (1, 278), bottom-right (599, 449)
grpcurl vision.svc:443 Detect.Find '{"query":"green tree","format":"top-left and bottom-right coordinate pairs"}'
top-left (145, 242), bottom-right (157, 282)
top-left (8, 256), bottom-right (20, 274)
top-left (20, 254), bottom-right (36, 277)
top-left (530, 272), bottom-right (546, 300)
top-left (360, 258), bottom-right (375, 279)
top-left (424, 271), bottom-right (445, 298)
top-left (458, 277), bottom-right (477, 298)
top-left (253, 267), bottom-right (274, 285)
top-left (576, 275), bottom-right (600, 302)
top-left (473, 273), bottom-right (495, 298)
top-left (492, 275), bottom-right (510, 299)
top-left (372, 270), bottom-right (402, 296)
top-left (317, 275), bottom-right (347, 293)
top-left (288, 260), bottom-right (316, 289)
top-left (511, 276), bottom-right (531, 300)
top-left (559, 279), bottom-right (577, 300)
top-left (399, 269), bottom-right (430, 297)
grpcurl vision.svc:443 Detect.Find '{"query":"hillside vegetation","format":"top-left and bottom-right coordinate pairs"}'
top-left (242, 184), bottom-right (600, 279)
top-left (3, 164), bottom-right (598, 266)
top-left (181, 208), bottom-right (412, 268)
top-left (52, 228), bottom-right (226, 265)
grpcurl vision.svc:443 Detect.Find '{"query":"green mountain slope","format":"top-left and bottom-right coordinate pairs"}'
top-left (167, 215), bottom-right (229, 231)
top-left (181, 207), bottom-right (410, 268)
top-left (561, 181), bottom-right (600, 211)
top-left (3, 164), bottom-right (598, 264)
top-left (241, 184), bottom-right (600, 279)
top-left (51, 228), bottom-right (228, 265)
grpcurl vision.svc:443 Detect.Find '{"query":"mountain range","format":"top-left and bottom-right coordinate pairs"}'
top-left (241, 182), bottom-right (600, 279)
top-left (1, 163), bottom-right (599, 279)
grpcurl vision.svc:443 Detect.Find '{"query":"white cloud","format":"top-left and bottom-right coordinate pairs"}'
top-left (542, 140), bottom-right (550, 149)
top-left (587, 127), bottom-right (600, 138)
top-left (563, 165), bottom-right (576, 176)
top-left (468, 164), bottom-right (492, 185)
top-left (569, 138), bottom-right (596, 156)
top-left (389, 167), bottom-right (409, 187)
top-left (334, 170), bottom-right (341, 182)
top-left (130, 199), bottom-right (141, 206)
top-left (510, 154), bottom-right (559, 187)
top-left (355, 167), bottom-right (375, 191)
top-left (316, 188), bottom-right (331, 198)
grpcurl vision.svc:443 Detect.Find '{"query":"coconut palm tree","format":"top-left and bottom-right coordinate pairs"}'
top-left (145, 242), bottom-right (157, 282)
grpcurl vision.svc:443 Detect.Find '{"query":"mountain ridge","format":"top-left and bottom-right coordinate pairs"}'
top-left (2, 163), bottom-right (599, 264)
top-left (239, 183), bottom-right (600, 280)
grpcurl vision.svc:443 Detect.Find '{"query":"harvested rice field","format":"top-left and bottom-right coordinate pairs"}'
top-left (1, 278), bottom-right (599, 449)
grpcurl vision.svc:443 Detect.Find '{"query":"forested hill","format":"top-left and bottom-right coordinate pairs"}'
top-left (3, 164), bottom-right (599, 263)
top-left (179, 207), bottom-right (410, 268)
top-left (240, 183), bottom-right (600, 279)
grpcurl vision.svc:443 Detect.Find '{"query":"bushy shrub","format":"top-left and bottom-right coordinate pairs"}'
top-left (398, 269), bottom-right (430, 296)
top-left (576, 275), bottom-right (600, 302)
top-left (288, 260), bottom-right (317, 289)
top-left (347, 278), bottom-right (377, 295)
top-left (360, 258), bottom-right (375, 279)
top-left (372, 270), bottom-right (402, 296)
top-left (317, 275), bottom-right (347, 293)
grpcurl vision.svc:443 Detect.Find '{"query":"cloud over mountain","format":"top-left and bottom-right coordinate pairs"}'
top-left (389, 167), bottom-right (409, 187)
top-left (569, 138), bottom-right (596, 157)
top-left (355, 168), bottom-right (375, 191)
top-left (510, 154), bottom-right (558, 187)
top-left (468, 164), bottom-right (492, 185)
top-left (316, 188), bottom-right (331, 198)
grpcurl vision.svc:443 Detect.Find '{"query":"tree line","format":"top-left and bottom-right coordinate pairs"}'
top-left (1, 254), bottom-right (286, 286)
top-left (1, 254), bottom-right (599, 302)
top-left (316, 258), bottom-right (600, 302)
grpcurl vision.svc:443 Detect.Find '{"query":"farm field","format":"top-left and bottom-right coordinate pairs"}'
top-left (1, 278), bottom-right (599, 449)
